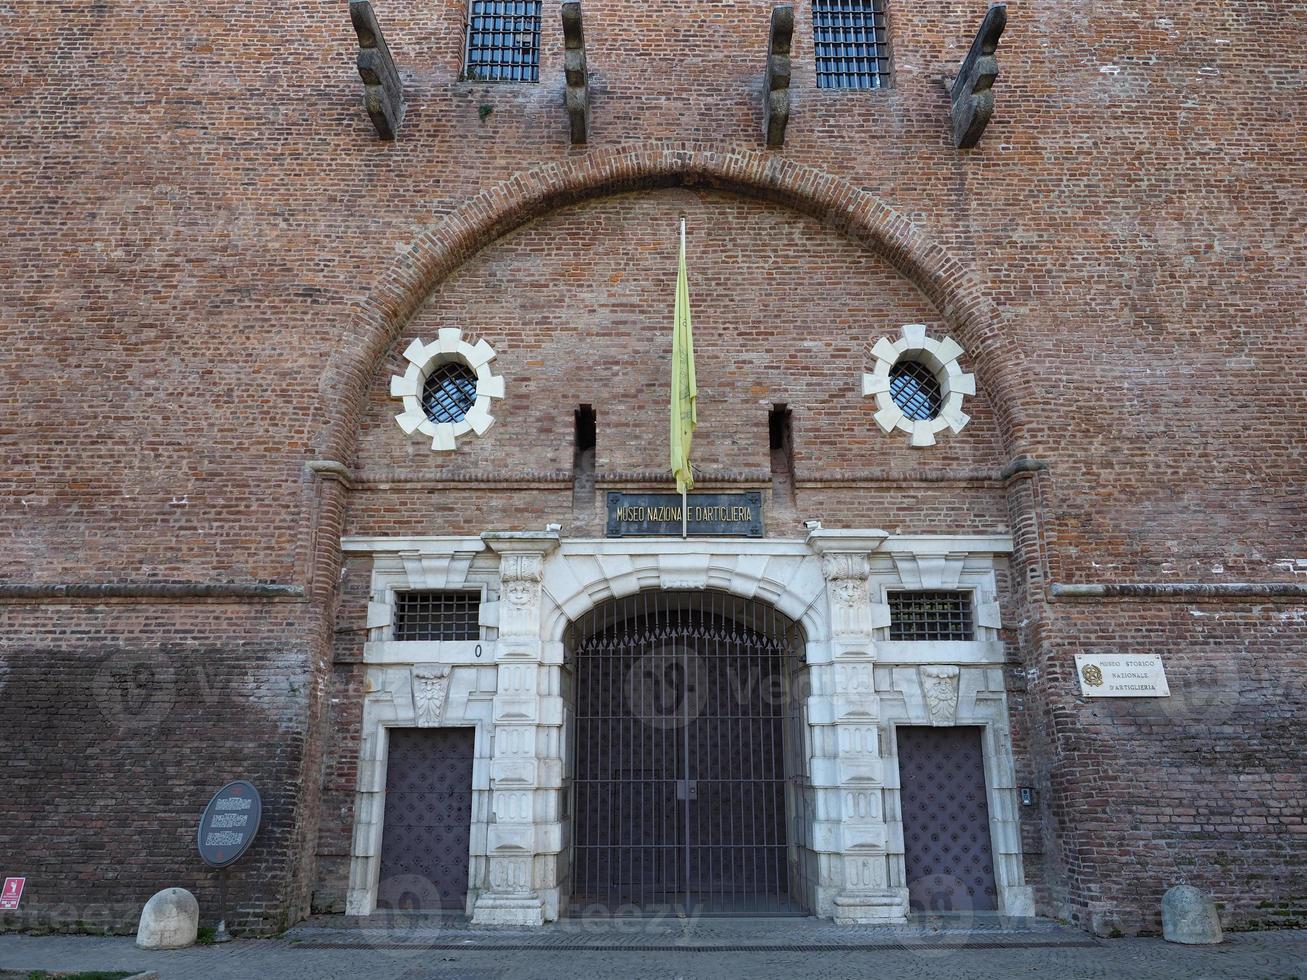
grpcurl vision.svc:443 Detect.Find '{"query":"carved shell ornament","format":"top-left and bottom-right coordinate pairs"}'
top-left (390, 328), bottom-right (505, 451)
top-left (862, 324), bottom-right (975, 447)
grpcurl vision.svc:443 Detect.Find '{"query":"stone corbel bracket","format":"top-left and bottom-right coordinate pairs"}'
top-left (561, 1), bottom-right (590, 144)
top-left (350, 0), bottom-right (405, 140)
top-left (948, 3), bottom-right (1006, 149)
top-left (862, 324), bottom-right (974, 447)
top-left (390, 328), bottom-right (505, 451)
top-left (763, 5), bottom-right (794, 148)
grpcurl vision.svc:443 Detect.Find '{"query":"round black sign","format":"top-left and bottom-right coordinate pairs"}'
top-left (197, 780), bottom-right (262, 868)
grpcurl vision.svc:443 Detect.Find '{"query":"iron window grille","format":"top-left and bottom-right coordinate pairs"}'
top-left (888, 359), bottom-right (942, 421)
top-left (422, 362), bottom-right (479, 424)
top-left (888, 591), bottom-right (974, 641)
top-left (812, 0), bottom-right (891, 90)
top-left (394, 591), bottom-right (481, 641)
top-left (464, 1), bottom-right (542, 83)
top-left (810, 0), bottom-right (893, 89)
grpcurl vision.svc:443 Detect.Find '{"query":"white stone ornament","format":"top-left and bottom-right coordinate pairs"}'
top-left (862, 323), bottom-right (975, 447)
top-left (411, 665), bottom-right (452, 727)
top-left (919, 664), bottom-right (961, 726)
top-left (389, 328), bottom-right (504, 452)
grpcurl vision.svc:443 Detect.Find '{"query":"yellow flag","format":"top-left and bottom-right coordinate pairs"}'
top-left (670, 220), bottom-right (697, 497)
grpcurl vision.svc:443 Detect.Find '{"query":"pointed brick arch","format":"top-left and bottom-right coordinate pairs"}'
top-left (322, 142), bottom-right (1030, 464)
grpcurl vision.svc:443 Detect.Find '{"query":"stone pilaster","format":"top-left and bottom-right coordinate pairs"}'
top-left (807, 529), bottom-right (907, 924)
top-left (472, 531), bottom-right (562, 926)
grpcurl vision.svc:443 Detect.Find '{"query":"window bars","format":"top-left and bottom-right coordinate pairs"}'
top-left (888, 359), bottom-right (943, 421)
top-left (888, 591), bottom-right (975, 641)
top-left (812, 0), bottom-right (891, 90)
top-left (464, 2), bottom-right (891, 88)
top-left (465, 1), bottom-right (542, 82)
top-left (394, 591), bottom-right (481, 641)
top-left (421, 362), bottom-right (479, 424)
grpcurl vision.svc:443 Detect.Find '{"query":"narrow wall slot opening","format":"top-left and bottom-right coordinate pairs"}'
top-left (573, 404), bottom-right (597, 518)
top-left (769, 404), bottom-right (796, 508)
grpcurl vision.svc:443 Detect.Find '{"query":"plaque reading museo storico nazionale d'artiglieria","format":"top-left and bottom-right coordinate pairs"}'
top-left (606, 491), bottom-right (763, 537)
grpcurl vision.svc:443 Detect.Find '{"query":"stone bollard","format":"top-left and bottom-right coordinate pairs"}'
top-left (135, 887), bottom-right (199, 949)
top-left (1161, 884), bottom-right (1223, 945)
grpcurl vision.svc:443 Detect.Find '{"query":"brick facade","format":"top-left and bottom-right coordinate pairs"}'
top-left (1, 0), bottom-right (1303, 938)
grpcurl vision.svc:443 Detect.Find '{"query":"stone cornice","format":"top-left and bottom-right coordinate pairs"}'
top-left (482, 530), bottom-right (562, 557)
top-left (1051, 582), bottom-right (1307, 600)
top-left (0, 582), bottom-right (306, 603)
top-left (341, 535), bottom-right (488, 553)
top-left (805, 528), bottom-right (891, 555)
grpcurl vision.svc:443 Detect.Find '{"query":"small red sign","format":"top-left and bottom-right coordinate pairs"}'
top-left (0, 877), bottom-right (24, 911)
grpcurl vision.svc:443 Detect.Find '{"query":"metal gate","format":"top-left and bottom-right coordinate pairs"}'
top-left (568, 591), bottom-right (806, 916)
top-left (379, 727), bottom-right (475, 910)
top-left (896, 725), bottom-right (998, 912)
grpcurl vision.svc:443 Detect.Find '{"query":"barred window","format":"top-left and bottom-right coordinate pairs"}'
top-left (465, 1), bottom-right (542, 83)
top-left (422, 362), bottom-right (478, 424)
top-left (889, 359), bottom-right (943, 421)
top-left (888, 591), bottom-right (974, 641)
top-left (812, 0), bottom-right (891, 90)
top-left (394, 591), bottom-right (481, 641)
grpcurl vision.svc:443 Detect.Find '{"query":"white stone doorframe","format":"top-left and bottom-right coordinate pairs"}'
top-left (343, 536), bottom-right (500, 918)
top-left (340, 530), bottom-right (1034, 924)
top-left (877, 673), bottom-right (1035, 917)
top-left (344, 694), bottom-right (495, 917)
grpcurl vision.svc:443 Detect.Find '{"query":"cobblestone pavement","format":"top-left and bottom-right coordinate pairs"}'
top-left (1, 917), bottom-right (1304, 980)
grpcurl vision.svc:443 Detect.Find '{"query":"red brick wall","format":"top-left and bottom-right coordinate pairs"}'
top-left (1028, 602), bottom-right (1307, 933)
top-left (0, 602), bottom-right (330, 934)
top-left (1, 0), bottom-right (1303, 936)
top-left (349, 190), bottom-right (1008, 538)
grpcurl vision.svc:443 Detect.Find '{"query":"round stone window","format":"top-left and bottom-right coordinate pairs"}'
top-left (861, 324), bottom-right (975, 447)
top-left (390, 328), bottom-right (505, 452)
top-left (422, 361), bottom-right (478, 423)
top-left (888, 359), bottom-right (942, 421)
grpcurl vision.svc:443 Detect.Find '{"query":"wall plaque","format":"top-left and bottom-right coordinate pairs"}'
top-left (197, 780), bottom-right (262, 868)
top-left (1075, 654), bottom-right (1170, 698)
top-left (606, 491), bottom-right (763, 537)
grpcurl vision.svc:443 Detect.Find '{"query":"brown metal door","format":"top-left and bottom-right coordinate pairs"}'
top-left (379, 727), bottom-right (475, 910)
top-left (896, 725), bottom-right (998, 912)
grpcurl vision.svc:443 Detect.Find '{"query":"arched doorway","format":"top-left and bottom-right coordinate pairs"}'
top-left (565, 590), bottom-right (812, 916)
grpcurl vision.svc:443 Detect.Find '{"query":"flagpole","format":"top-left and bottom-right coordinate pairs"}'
top-left (680, 216), bottom-right (688, 540)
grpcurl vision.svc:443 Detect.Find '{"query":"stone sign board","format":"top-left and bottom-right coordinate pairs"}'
top-left (1075, 654), bottom-right (1170, 698)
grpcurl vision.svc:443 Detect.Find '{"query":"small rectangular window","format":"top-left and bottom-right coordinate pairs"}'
top-left (888, 591), bottom-right (973, 641)
top-left (465, 1), bottom-right (542, 83)
top-left (812, 0), bottom-right (891, 90)
top-left (395, 591), bottom-right (481, 641)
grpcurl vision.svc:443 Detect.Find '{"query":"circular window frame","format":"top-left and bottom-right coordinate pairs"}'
top-left (389, 328), bottom-right (505, 452)
top-left (861, 323), bottom-right (975, 447)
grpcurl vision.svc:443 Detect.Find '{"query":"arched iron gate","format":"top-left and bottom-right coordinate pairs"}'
top-left (566, 590), bottom-right (810, 916)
